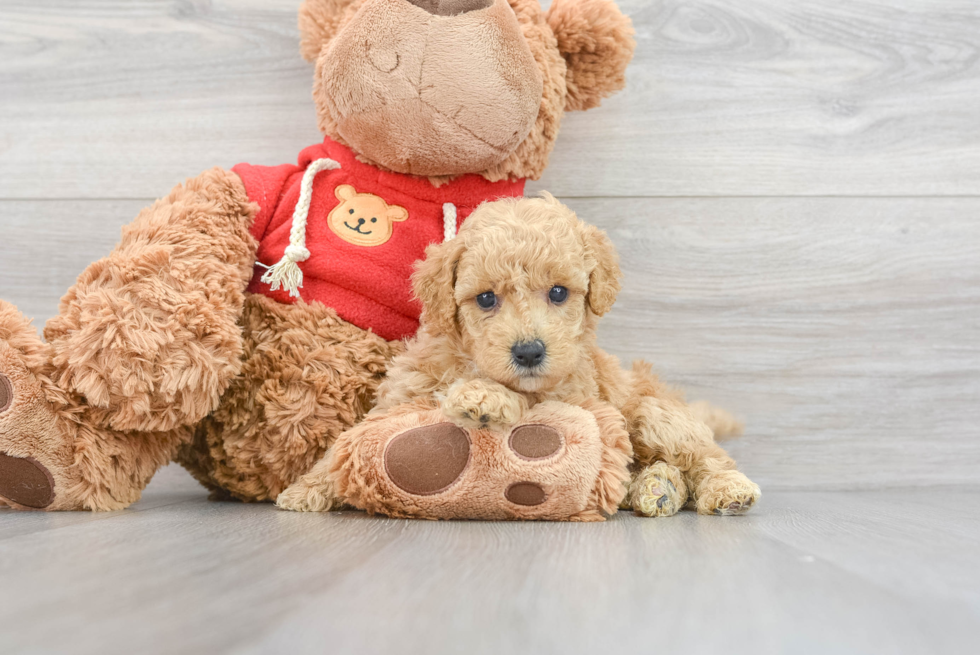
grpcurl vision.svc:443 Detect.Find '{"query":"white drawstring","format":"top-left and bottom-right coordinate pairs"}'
top-left (443, 202), bottom-right (457, 241)
top-left (259, 157), bottom-right (341, 298)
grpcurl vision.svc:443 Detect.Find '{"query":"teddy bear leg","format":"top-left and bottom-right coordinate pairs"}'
top-left (42, 168), bottom-right (258, 435)
top-left (175, 294), bottom-right (400, 503)
top-left (626, 396), bottom-right (760, 516)
top-left (285, 399), bottom-right (631, 521)
top-left (0, 301), bottom-right (192, 510)
top-left (0, 168), bottom-right (255, 510)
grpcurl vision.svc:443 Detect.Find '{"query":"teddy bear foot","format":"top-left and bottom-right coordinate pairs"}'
top-left (0, 308), bottom-right (82, 511)
top-left (382, 421), bottom-right (566, 506)
top-left (330, 401), bottom-right (629, 521)
top-left (375, 420), bottom-right (567, 518)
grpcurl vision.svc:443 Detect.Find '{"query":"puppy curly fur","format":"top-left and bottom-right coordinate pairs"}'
top-left (377, 195), bottom-right (760, 516)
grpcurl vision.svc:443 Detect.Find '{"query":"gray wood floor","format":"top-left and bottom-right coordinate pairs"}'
top-left (1, 469), bottom-right (977, 655)
top-left (1, 0), bottom-right (979, 653)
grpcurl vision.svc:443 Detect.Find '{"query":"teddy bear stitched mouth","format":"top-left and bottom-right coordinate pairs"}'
top-left (344, 221), bottom-right (373, 235)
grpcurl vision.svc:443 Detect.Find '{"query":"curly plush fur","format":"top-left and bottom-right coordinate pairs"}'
top-left (178, 294), bottom-right (400, 502)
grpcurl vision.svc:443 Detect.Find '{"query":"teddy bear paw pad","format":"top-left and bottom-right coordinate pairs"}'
top-left (384, 423), bottom-right (470, 495)
top-left (505, 482), bottom-right (547, 506)
top-left (0, 453), bottom-right (55, 509)
top-left (0, 373), bottom-right (12, 413)
top-left (508, 424), bottom-right (562, 460)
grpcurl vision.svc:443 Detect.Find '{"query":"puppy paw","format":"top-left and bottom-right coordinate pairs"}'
top-left (695, 470), bottom-right (760, 516)
top-left (442, 379), bottom-right (527, 429)
top-left (629, 462), bottom-right (688, 517)
top-left (276, 477), bottom-right (338, 512)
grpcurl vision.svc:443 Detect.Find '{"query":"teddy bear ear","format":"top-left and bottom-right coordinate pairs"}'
top-left (388, 205), bottom-right (410, 222)
top-left (335, 184), bottom-right (357, 201)
top-left (546, 0), bottom-right (636, 112)
top-left (298, 0), bottom-right (361, 62)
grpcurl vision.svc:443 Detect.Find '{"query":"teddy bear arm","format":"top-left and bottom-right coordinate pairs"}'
top-left (42, 168), bottom-right (259, 434)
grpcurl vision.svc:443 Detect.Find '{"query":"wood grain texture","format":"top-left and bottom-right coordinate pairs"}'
top-left (0, 471), bottom-right (976, 655)
top-left (1, 197), bottom-right (977, 489)
top-left (2, 0), bottom-right (979, 198)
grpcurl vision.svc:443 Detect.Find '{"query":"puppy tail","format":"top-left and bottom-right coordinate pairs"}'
top-left (688, 400), bottom-right (744, 440)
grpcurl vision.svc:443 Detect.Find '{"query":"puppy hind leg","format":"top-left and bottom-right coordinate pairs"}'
top-left (689, 459), bottom-right (761, 516)
top-left (627, 461), bottom-right (687, 517)
top-left (627, 396), bottom-right (759, 516)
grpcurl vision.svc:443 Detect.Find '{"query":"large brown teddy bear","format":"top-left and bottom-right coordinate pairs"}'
top-left (0, 0), bottom-right (636, 511)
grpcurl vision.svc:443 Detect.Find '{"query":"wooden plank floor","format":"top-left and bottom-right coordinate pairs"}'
top-left (0, 467), bottom-right (976, 655)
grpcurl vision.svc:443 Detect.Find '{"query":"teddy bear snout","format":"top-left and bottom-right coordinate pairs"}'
top-left (405, 0), bottom-right (493, 16)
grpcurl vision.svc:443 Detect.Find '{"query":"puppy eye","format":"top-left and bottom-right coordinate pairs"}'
top-left (371, 217), bottom-right (377, 223)
top-left (549, 286), bottom-right (568, 304)
top-left (476, 291), bottom-right (497, 310)
top-left (349, 209), bottom-right (355, 214)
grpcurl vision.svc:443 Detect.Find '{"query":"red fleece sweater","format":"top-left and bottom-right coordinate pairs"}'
top-left (233, 139), bottom-right (525, 341)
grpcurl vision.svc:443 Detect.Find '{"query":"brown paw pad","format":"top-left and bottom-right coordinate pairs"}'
top-left (0, 453), bottom-right (55, 509)
top-left (384, 423), bottom-right (470, 495)
top-left (509, 424), bottom-right (561, 460)
top-left (505, 482), bottom-right (547, 506)
top-left (0, 374), bottom-right (12, 413)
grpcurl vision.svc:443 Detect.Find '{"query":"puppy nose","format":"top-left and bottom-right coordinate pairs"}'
top-left (357, 218), bottom-right (365, 225)
top-left (511, 340), bottom-right (546, 368)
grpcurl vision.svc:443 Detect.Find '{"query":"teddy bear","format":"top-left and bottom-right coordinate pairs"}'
top-left (328, 185), bottom-right (410, 247)
top-left (0, 0), bottom-right (637, 511)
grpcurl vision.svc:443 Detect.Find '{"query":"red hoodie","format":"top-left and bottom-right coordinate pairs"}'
top-left (233, 138), bottom-right (525, 340)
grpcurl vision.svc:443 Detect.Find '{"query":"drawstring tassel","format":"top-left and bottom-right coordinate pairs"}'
top-left (259, 157), bottom-right (341, 298)
top-left (443, 202), bottom-right (457, 241)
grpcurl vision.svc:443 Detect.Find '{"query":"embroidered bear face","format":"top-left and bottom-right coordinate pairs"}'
top-left (328, 184), bottom-right (409, 247)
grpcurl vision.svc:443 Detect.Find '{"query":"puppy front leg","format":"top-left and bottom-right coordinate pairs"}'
top-left (442, 378), bottom-right (528, 430)
top-left (276, 448), bottom-right (342, 512)
top-left (627, 397), bottom-right (760, 516)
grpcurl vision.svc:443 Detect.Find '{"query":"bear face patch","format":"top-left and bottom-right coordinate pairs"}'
top-left (328, 184), bottom-right (409, 246)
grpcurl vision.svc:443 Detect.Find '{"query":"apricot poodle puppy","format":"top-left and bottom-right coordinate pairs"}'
top-left (278, 195), bottom-right (760, 518)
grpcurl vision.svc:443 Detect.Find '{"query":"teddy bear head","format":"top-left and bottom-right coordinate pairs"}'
top-left (298, 0), bottom-right (635, 181)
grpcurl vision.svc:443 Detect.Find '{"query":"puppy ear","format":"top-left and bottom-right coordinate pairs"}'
top-left (412, 237), bottom-right (467, 336)
top-left (298, 0), bottom-right (361, 62)
top-left (546, 0), bottom-right (636, 112)
top-left (579, 222), bottom-right (622, 316)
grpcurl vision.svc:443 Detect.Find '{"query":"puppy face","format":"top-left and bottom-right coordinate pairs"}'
top-left (413, 195), bottom-right (621, 393)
